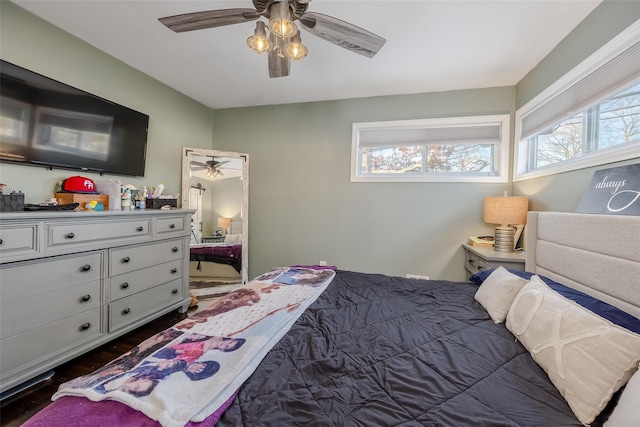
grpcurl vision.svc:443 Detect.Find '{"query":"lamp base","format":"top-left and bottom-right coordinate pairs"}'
top-left (493, 226), bottom-right (515, 252)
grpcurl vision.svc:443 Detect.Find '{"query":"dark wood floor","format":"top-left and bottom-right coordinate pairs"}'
top-left (0, 309), bottom-right (190, 427)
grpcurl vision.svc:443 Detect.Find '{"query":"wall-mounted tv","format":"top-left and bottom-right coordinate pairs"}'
top-left (0, 60), bottom-right (149, 177)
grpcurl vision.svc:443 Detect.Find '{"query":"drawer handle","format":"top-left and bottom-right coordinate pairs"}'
top-left (477, 266), bottom-right (485, 271)
top-left (122, 256), bottom-right (131, 263)
top-left (0, 238), bottom-right (3, 245)
top-left (170, 224), bottom-right (176, 229)
top-left (120, 282), bottom-right (129, 289)
top-left (79, 322), bottom-right (91, 331)
top-left (81, 264), bottom-right (91, 272)
top-left (80, 294), bottom-right (91, 302)
top-left (172, 289), bottom-right (179, 294)
top-left (468, 259), bottom-right (475, 265)
top-left (66, 232), bottom-right (75, 239)
top-left (171, 268), bottom-right (178, 274)
top-left (172, 247), bottom-right (179, 253)
top-left (136, 226), bottom-right (144, 232)
top-left (122, 308), bottom-right (131, 315)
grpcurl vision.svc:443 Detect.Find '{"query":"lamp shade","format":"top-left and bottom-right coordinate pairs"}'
top-left (247, 21), bottom-right (272, 54)
top-left (484, 196), bottom-right (528, 226)
top-left (217, 217), bottom-right (231, 228)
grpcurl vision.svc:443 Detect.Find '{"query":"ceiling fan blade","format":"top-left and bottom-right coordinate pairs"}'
top-left (268, 33), bottom-right (290, 78)
top-left (298, 12), bottom-right (385, 58)
top-left (159, 9), bottom-right (259, 33)
top-left (191, 161), bottom-right (207, 168)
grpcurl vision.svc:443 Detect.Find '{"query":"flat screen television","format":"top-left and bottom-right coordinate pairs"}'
top-left (0, 60), bottom-right (149, 177)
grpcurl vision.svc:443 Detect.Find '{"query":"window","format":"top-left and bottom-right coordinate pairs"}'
top-left (33, 107), bottom-right (112, 161)
top-left (0, 97), bottom-right (30, 146)
top-left (351, 115), bottom-right (510, 183)
top-left (514, 22), bottom-right (640, 181)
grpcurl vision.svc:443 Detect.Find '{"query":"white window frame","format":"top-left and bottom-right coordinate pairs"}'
top-left (351, 115), bottom-right (510, 183)
top-left (514, 20), bottom-right (640, 182)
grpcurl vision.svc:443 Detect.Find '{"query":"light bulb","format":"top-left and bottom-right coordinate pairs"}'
top-left (247, 21), bottom-right (272, 54)
top-left (268, 1), bottom-right (297, 38)
top-left (269, 18), bottom-right (297, 38)
top-left (284, 34), bottom-right (308, 60)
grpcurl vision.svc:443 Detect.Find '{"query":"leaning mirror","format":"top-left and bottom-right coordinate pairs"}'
top-left (182, 147), bottom-right (249, 289)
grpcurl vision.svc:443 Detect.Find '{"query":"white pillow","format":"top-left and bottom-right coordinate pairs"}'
top-left (224, 234), bottom-right (239, 243)
top-left (474, 266), bottom-right (529, 323)
top-left (605, 366), bottom-right (640, 426)
top-left (506, 275), bottom-right (640, 425)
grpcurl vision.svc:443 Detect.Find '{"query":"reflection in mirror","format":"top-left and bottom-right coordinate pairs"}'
top-left (182, 148), bottom-right (249, 294)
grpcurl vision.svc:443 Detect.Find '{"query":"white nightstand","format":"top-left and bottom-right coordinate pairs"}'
top-left (201, 236), bottom-right (225, 243)
top-left (462, 243), bottom-right (526, 279)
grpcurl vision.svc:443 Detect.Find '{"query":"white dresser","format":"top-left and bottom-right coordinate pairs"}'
top-left (0, 209), bottom-right (194, 394)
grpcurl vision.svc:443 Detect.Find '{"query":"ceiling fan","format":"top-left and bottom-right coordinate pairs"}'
top-left (158, 0), bottom-right (386, 78)
top-left (190, 158), bottom-right (230, 178)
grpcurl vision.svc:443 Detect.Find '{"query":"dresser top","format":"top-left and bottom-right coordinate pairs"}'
top-left (0, 208), bottom-right (195, 221)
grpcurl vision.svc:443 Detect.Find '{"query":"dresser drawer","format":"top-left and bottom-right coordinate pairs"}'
top-left (465, 250), bottom-right (488, 274)
top-left (1, 280), bottom-right (101, 339)
top-left (47, 219), bottom-right (151, 249)
top-left (1, 252), bottom-right (103, 301)
top-left (109, 279), bottom-right (183, 331)
top-left (156, 216), bottom-right (186, 235)
top-left (0, 223), bottom-right (38, 259)
top-left (0, 307), bottom-right (102, 376)
top-left (109, 239), bottom-right (183, 276)
top-left (110, 259), bottom-right (183, 301)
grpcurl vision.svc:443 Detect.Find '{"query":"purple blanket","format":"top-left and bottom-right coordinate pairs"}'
top-left (22, 390), bottom-right (237, 427)
top-left (190, 243), bottom-right (242, 272)
top-left (190, 243), bottom-right (241, 260)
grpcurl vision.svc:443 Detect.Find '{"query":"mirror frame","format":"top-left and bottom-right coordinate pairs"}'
top-left (181, 147), bottom-right (249, 284)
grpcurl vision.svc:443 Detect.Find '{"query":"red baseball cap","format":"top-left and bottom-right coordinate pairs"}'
top-left (61, 176), bottom-right (97, 193)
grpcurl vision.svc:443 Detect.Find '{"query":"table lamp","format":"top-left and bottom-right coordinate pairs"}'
top-left (483, 192), bottom-right (528, 252)
top-left (217, 217), bottom-right (231, 235)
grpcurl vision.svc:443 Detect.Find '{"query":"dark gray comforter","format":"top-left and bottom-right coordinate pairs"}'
top-left (217, 270), bottom-right (581, 426)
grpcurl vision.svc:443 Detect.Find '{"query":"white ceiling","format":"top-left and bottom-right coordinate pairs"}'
top-left (11, 0), bottom-right (602, 110)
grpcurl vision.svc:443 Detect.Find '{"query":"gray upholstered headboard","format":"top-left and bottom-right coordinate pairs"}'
top-left (525, 212), bottom-right (640, 318)
top-left (229, 221), bottom-right (242, 235)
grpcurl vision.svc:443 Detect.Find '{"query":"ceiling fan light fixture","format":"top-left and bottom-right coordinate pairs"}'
top-left (269, 1), bottom-right (298, 39)
top-left (159, 0), bottom-right (386, 78)
top-left (247, 21), bottom-right (273, 54)
top-left (269, 18), bottom-right (297, 38)
top-left (284, 33), bottom-right (308, 60)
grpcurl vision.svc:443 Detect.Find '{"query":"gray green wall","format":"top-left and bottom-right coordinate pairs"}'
top-left (0, 2), bottom-right (213, 203)
top-left (211, 89), bottom-right (515, 280)
top-left (1, 1), bottom-right (637, 281)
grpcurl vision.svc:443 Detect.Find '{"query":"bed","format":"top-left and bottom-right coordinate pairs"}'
top-left (189, 222), bottom-right (243, 283)
top-left (21, 212), bottom-right (640, 426)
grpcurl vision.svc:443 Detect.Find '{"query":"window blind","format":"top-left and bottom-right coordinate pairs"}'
top-left (521, 40), bottom-right (640, 140)
top-left (359, 124), bottom-right (502, 148)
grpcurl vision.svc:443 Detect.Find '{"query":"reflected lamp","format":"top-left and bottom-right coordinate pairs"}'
top-left (217, 217), bottom-right (231, 235)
